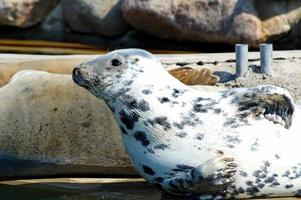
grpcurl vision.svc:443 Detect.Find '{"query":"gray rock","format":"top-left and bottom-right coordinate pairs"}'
top-left (122, 0), bottom-right (301, 47)
top-left (62, 0), bottom-right (129, 37)
top-left (0, 0), bottom-right (61, 27)
top-left (0, 70), bottom-right (134, 179)
top-left (41, 2), bottom-right (65, 33)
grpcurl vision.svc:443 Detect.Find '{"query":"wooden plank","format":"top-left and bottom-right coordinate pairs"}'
top-left (0, 178), bottom-right (299, 200)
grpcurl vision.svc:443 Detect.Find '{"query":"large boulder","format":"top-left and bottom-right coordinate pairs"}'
top-left (0, 70), bottom-right (134, 179)
top-left (62, 0), bottom-right (129, 37)
top-left (0, 0), bottom-right (61, 27)
top-left (122, 0), bottom-right (301, 47)
top-left (41, 2), bottom-right (65, 33)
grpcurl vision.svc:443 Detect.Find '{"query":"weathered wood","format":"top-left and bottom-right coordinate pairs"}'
top-left (0, 178), bottom-right (299, 200)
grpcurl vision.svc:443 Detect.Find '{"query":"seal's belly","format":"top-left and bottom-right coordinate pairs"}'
top-left (123, 117), bottom-right (301, 198)
top-left (218, 121), bottom-right (301, 198)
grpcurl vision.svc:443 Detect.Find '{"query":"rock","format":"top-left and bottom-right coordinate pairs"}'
top-left (255, 0), bottom-right (301, 46)
top-left (122, 0), bottom-right (261, 46)
top-left (0, 70), bottom-right (134, 179)
top-left (41, 2), bottom-right (65, 33)
top-left (0, 0), bottom-right (61, 28)
top-left (62, 0), bottom-right (129, 37)
top-left (122, 0), bottom-right (301, 47)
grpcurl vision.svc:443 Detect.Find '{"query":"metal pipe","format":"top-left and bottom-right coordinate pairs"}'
top-left (235, 44), bottom-right (248, 78)
top-left (260, 43), bottom-right (273, 74)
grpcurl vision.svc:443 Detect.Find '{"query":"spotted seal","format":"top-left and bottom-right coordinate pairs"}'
top-left (72, 49), bottom-right (301, 199)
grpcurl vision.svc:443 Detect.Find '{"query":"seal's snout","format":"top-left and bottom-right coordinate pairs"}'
top-left (72, 66), bottom-right (90, 90)
top-left (72, 67), bottom-right (81, 85)
top-left (72, 67), bottom-right (79, 77)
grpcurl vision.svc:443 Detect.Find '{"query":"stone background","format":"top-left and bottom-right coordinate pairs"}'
top-left (1, 0), bottom-right (301, 51)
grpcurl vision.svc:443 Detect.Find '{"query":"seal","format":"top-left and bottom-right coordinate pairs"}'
top-left (72, 49), bottom-right (301, 199)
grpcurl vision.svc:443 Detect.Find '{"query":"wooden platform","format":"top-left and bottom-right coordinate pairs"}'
top-left (0, 178), bottom-right (299, 200)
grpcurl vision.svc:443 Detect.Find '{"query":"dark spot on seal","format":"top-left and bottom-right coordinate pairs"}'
top-left (123, 95), bottom-right (150, 112)
top-left (246, 180), bottom-right (253, 186)
top-left (134, 131), bottom-right (150, 146)
top-left (257, 183), bottom-right (265, 189)
top-left (253, 170), bottom-right (267, 179)
top-left (295, 189), bottom-right (301, 197)
top-left (159, 97), bottom-right (170, 103)
top-left (148, 148), bottom-right (155, 154)
top-left (275, 154), bottom-right (280, 159)
top-left (195, 97), bottom-right (212, 102)
top-left (226, 136), bottom-right (240, 148)
top-left (246, 186), bottom-right (260, 195)
top-left (175, 132), bottom-right (187, 138)
top-left (214, 108), bottom-right (222, 114)
top-left (119, 126), bottom-right (127, 135)
top-left (119, 109), bottom-right (139, 130)
top-left (154, 144), bottom-right (169, 150)
top-left (224, 118), bottom-right (239, 128)
top-left (154, 177), bottom-right (164, 183)
top-left (138, 100), bottom-right (150, 112)
top-left (172, 89), bottom-right (181, 98)
top-left (238, 187), bottom-right (245, 193)
top-left (123, 80), bottom-right (134, 86)
top-left (112, 88), bottom-right (131, 100)
top-left (142, 89), bottom-right (152, 95)
top-left (148, 117), bottom-right (171, 131)
top-left (172, 164), bottom-right (195, 172)
top-left (271, 181), bottom-right (280, 187)
top-left (282, 170), bottom-right (290, 177)
top-left (263, 161), bottom-right (271, 167)
top-left (264, 176), bottom-right (275, 183)
top-left (193, 104), bottom-right (208, 113)
top-left (250, 139), bottom-right (259, 151)
top-left (111, 58), bottom-right (122, 66)
top-left (195, 133), bottom-right (204, 140)
top-left (143, 165), bottom-right (155, 175)
top-left (238, 102), bottom-right (259, 112)
top-left (239, 171), bottom-right (248, 177)
top-left (154, 183), bottom-right (164, 191)
top-left (285, 184), bottom-right (294, 189)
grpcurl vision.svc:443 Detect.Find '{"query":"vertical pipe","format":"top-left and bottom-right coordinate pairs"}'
top-left (235, 44), bottom-right (248, 78)
top-left (260, 43), bottom-right (273, 74)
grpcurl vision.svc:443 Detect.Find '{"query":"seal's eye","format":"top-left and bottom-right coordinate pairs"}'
top-left (111, 59), bottom-right (122, 67)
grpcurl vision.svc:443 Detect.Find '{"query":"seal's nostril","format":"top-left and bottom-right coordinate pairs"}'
top-left (72, 67), bottom-right (79, 76)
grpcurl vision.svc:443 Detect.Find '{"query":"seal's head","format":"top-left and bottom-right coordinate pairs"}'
top-left (72, 49), bottom-right (163, 99)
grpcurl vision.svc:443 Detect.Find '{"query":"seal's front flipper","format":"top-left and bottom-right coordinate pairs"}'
top-left (227, 85), bottom-right (295, 129)
top-left (155, 154), bottom-right (237, 199)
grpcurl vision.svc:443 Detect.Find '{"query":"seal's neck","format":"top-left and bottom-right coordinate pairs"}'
top-left (109, 69), bottom-right (192, 105)
top-left (103, 69), bottom-right (196, 136)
